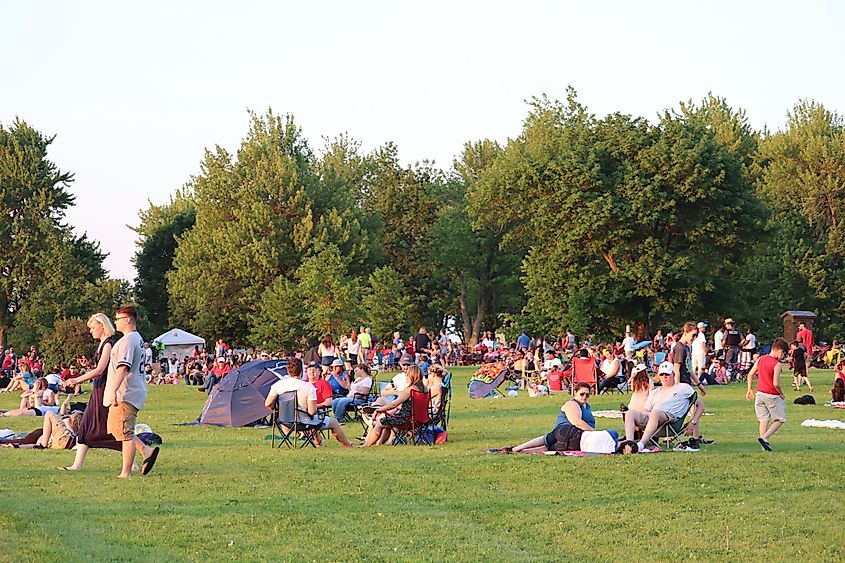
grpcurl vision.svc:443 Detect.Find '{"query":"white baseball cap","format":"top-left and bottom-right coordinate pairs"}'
top-left (658, 361), bottom-right (674, 375)
top-left (697, 322), bottom-right (707, 329)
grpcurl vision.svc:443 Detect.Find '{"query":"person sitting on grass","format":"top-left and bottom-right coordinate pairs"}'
top-left (363, 365), bottom-right (427, 447)
top-left (834, 360), bottom-right (845, 385)
top-left (619, 362), bottom-right (704, 453)
top-left (1, 377), bottom-right (60, 417)
top-left (832, 378), bottom-right (845, 403)
top-left (3, 359), bottom-right (34, 393)
top-left (199, 356), bottom-right (231, 393)
top-left (264, 358), bottom-right (353, 448)
top-left (746, 337), bottom-right (788, 451)
top-left (0, 411), bottom-right (82, 449)
top-left (332, 364), bottom-right (373, 421)
top-left (511, 382), bottom-right (595, 453)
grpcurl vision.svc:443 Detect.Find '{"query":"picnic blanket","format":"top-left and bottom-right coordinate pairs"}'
top-left (801, 419), bottom-right (845, 430)
top-left (483, 446), bottom-right (662, 456)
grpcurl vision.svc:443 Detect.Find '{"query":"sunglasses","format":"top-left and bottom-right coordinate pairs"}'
top-left (578, 392), bottom-right (591, 397)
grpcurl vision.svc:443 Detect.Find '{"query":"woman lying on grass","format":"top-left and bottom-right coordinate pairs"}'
top-left (0, 411), bottom-right (82, 449)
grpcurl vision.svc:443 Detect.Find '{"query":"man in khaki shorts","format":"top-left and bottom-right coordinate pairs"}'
top-left (104, 305), bottom-right (153, 477)
top-left (746, 338), bottom-right (788, 451)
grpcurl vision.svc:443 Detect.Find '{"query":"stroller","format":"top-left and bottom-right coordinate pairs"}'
top-left (468, 368), bottom-right (510, 399)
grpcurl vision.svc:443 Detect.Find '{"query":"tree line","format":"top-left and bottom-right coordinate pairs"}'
top-left (3, 89), bottom-right (845, 357)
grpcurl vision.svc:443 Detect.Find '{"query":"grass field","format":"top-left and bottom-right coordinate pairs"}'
top-left (1, 366), bottom-right (844, 562)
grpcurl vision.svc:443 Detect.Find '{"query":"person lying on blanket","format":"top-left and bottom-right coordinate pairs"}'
top-left (510, 425), bottom-right (619, 454)
top-left (509, 382), bottom-right (596, 452)
top-left (619, 362), bottom-right (704, 454)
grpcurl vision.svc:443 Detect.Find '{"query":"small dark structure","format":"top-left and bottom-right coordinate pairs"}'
top-left (781, 311), bottom-right (816, 343)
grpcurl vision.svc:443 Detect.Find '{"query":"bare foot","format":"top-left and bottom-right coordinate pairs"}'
top-left (118, 473), bottom-right (132, 479)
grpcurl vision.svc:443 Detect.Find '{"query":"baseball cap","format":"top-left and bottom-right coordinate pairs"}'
top-left (307, 360), bottom-right (319, 368)
top-left (632, 363), bottom-right (647, 375)
top-left (697, 322), bottom-right (707, 329)
top-left (330, 359), bottom-right (344, 367)
top-left (216, 357), bottom-right (226, 363)
top-left (399, 354), bottom-right (414, 366)
top-left (724, 318), bottom-right (734, 324)
top-left (658, 361), bottom-right (674, 375)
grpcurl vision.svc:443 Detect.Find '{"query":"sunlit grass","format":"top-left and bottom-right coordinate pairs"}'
top-left (1, 367), bottom-right (843, 561)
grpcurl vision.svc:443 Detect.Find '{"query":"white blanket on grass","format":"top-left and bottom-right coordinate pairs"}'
top-left (801, 419), bottom-right (845, 430)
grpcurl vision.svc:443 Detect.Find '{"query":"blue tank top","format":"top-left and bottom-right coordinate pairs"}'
top-left (554, 399), bottom-right (595, 428)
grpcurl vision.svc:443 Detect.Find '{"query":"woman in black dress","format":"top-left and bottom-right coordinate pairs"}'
top-left (59, 312), bottom-right (121, 470)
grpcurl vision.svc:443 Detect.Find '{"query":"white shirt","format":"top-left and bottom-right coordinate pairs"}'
top-left (167, 358), bottom-right (180, 375)
top-left (743, 333), bottom-right (757, 350)
top-left (714, 330), bottom-right (724, 351)
top-left (692, 332), bottom-right (707, 355)
top-left (580, 430), bottom-right (617, 454)
top-left (623, 336), bottom-right (636, 352)
top-left (348, 376), bottom-right (372, 397)
top-left (391, 373), bottom-right (408, 392)
top-left (644, 383), bottom-right (695, 420)
top-left (268, 377), bottom-right (317, 423)
top-left (144, 347), bottom-right (153, 366)
top-left (543, 358), bottom-right (562, 371)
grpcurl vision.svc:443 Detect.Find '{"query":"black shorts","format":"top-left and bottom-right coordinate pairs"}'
top-left (544, 424), bottom-right (584, 452)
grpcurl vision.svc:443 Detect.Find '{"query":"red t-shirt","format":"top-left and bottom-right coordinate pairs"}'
top-left (755, 354), bottom-right (781, 395)
top-left (60, 368), bottom-right (72, 381)
top-left (1, 355), bottom-right (13, 370)
top-left (312, 379), bottom-right (332, 405)
top-left (796, 328), bottom-right (814, 352)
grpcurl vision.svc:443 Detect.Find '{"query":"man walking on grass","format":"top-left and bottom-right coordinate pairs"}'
top-left (104, 305), bottom-right (156, 478)
top-left (746, 337), bottom-right (788, 451)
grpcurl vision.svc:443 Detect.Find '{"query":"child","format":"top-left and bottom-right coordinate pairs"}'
top-left (832, 379), bottom-right (845, 403)
top-left (789, 340), bottom-right (814, 392)
top-left (746, 338), bottom-right (788, 451)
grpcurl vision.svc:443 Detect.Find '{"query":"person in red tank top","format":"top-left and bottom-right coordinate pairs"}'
top-left (746, 338), bottom-right (788, 451)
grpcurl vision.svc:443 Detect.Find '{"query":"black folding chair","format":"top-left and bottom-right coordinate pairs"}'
top-left (271, 391), bottom-right (323, 449)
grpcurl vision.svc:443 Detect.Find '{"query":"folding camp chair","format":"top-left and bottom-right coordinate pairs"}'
top-left (570, 357), bottom-right (597, 393)
top-left (430, 382), bottom-right (451, 431)
top-left (271, 391), bottom-right (323, 449)
top-left (391, 390), bottom-right (433, 446)
top-left (342, 391), bottom-right (372, 432)
top-left (648, 392), bottom-right (699, 450)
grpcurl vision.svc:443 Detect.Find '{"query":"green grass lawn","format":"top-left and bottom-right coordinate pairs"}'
top-left (1, 367), bottom-right (844, 562)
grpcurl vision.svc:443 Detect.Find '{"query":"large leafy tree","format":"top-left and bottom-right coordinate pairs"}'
top-left (361, 266), bottom-right (412, 342)
top-left (471, 89), bottom-right (767, 338)
top-left (133, 190), bottom-right (196, 337)
top-left (754, 100), bottom-right (845, 338)
top-left (432, 140), bottom-right (525, 344)
top-left (365, 144), bottom-right (449, 330)
top-left (169, 111), bottom-right (374, 344)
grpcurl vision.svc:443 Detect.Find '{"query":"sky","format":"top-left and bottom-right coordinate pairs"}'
top-left (2, 1), bottom-right (844, 281)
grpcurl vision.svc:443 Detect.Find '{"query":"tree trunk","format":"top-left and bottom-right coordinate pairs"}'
top-left (635, 321), bottom-right (651, 342)
top-left (457, 277), bottom-right (476, 346)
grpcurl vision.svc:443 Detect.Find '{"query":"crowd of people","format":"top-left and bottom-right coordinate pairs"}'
top-left (3, 314), bottom-right (843, 468)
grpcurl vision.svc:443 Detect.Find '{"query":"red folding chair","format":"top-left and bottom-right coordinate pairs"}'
top-left (391, 389), bottom-right (433, 446)
top-left (571, 357), bottom-right (597, 393)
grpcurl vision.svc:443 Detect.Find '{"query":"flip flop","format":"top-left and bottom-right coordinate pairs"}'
top-left (141, 446), bottom-right (159, 476)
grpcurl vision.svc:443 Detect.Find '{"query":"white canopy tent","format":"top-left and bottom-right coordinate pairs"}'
top-left (152, 328), bottom-right (206, 360)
